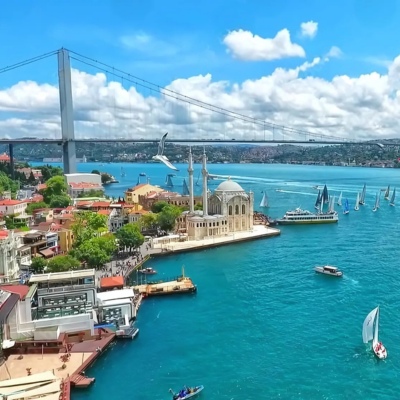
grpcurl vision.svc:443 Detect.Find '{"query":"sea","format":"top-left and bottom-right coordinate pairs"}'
top-left (33, 161), bottom-right (400, 399)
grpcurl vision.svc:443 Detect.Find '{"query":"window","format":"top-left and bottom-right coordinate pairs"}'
top-left (235, 205), bottom-right (239, 215)
top-left (229, 205), bottom-right (232, 215)
top-left (242, 205), bottom-right (246, 214)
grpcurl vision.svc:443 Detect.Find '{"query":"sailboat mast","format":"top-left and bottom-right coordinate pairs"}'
top-left (374, 307), bottom-right (380, 343)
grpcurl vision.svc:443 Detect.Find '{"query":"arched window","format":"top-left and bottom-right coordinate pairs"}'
top-left (242, 205), bottom-right (246, 214)
top-left (235, 205), bottom-right (239, 215)
top-left (229, 205), bottom-right (232, 215)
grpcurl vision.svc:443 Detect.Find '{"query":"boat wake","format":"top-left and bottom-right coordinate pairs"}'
top-left (275, 190), bottom-right (316, 196)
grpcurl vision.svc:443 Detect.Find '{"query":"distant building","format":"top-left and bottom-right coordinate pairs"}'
top-left (124, 183), bottom-right (164, 205)
top-left (139, 190), bottom-right (202, 211)
top-left (0, 153), bottom-right (10, 163)
top-left (0, 199), bottom-right (28, 216)
top-left (0, 231), bottom-right (23, 282)
top-left (64, 173), bottom-right (104, 198)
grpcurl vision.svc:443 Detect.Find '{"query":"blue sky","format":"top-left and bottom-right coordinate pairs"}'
top-left (1, 0), bottom-right (399, 87)
top-left (2, 0), bottom-right (400, 141)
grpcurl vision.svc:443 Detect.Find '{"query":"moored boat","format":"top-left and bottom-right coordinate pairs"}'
top-left (139, 267), bottom-right (157, 275)
top-left (170, 385), bottom-right (204, 400)
top-left (277, 208), bottom-right (338, 225)
top-left (314, 265), bottom-right (343, 277)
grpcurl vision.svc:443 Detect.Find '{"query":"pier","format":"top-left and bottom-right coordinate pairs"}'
top-left (133, 276), bottom-right (197, 297)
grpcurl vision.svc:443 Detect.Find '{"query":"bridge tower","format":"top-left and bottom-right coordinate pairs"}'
top-left (58, 49), bottom-right (77, 173)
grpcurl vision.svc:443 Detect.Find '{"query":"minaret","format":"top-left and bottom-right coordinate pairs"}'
top-left (188, 147), bottom-right (194, 213)
top-left (202, 147), bottom-right (208, 216)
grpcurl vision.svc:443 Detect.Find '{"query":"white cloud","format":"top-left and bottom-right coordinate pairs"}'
top-left (223, 29), bottom-right (305, 61)
top-left (300, 21), bottom-right (318, 39)
top-left (326, 46), bottom-right (343, 59)
top-left (1, 55), bottom-right (400, 142)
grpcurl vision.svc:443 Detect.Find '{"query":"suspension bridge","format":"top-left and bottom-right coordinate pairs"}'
top-left (0, 48), bottom-right (391, 173)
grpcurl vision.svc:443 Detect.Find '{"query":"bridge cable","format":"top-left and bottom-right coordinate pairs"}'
top-left (0, 50), bottom-right (58, 74)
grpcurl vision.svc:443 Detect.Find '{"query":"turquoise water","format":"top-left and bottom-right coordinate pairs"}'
top-left (46, 162), bottom-right (400, 399)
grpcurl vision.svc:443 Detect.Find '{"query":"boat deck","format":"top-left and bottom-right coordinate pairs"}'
top-left (133, 277), bottom-right (197, 297)
top-left (69, 373), bottom-right (95, 388)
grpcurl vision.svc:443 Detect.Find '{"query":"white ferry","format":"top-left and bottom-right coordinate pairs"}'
top-left (277, 208), bottom-right (339, 225)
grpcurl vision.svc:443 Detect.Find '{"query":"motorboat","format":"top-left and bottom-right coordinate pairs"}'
top-left (170, 385), bottom-right (204, 400)
top-left (314, 265), bottom-right (343, 277)
top-left (138, 267), bottom-right (157, 275)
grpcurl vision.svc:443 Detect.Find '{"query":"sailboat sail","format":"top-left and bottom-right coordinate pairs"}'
top-left (260, 191), bottom-right (269, 208)
top-left (343, 198), bottom-right (349, 214)
top-left (315, 190), bottom-right (321, 210)
top-left (355, 193), bottom-right (360, 211)
top-left (322, 185), bottom-right (329, 204)
top-left (373, 192), bottom-right (380, 211)
top-left (362, 307), bottom-right (379, 344)
top-left (359, 184), bottom-right (366, 205)
top-left (373, 307), bottom-right (380, 344)
top-left (121, 167), bottom-right (126, 177)
top-left (384, 185), bottom-right (390, 200)
top-left (329, 196), bottom-right (335, 213)
top-left (337, 192), bottom-right (342, 206)
top-left (390, 188), bottom-right (396, 206)
top-left (182, 179), bottom-right (190, 196)
top-left (165, 174), bottom-right (174, 187)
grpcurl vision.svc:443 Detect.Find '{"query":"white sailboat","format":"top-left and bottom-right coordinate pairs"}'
top-left (384, 185), bottom-right (390, 200)
top-left (372, 192), bottom-right (380, 212)
top-left (354, 193), bottom-right (360, 211)
top-left (390, 188), bottom-right (396, 206)
top-left (362, 306), bottom-right (387, 359)
top-left (359, 184), bottom-right (366, 205)
top-left (260, 191), bottom-right (269, 208)
top-left (328, 196), bottom-right (335, 213)
top-left (337, 192), bottom-right (342, 206)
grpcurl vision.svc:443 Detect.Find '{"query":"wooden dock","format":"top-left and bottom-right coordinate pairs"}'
top-left (69, 373), bottom-right (95, 388)
top-left (133, 276), bottom-right (197, 297)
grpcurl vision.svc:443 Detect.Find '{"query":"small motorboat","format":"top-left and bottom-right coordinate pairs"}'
top-left (314, 265), bottom-right (343, 277)
top-left (138, 267), bottom-right (157, 275)
top-left (169, 386), bottom-right (204, 400)
top-left (139, 172), bottom-right (146, 176)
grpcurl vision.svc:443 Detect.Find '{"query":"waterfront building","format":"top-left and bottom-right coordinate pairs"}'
top-left (139, 190), bottom-right (202, 211)
top-left (124, 183), bottom-right (164, 205)
top-left (180, 148), bottom-right (254, 240)
top-left (28, 269), bottom-right (97, 321)
top-left (96, 288), bottom-right (138, 328)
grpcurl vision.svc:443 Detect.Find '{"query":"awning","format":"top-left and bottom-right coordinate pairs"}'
top-left (39, 248), bottom-right (54, 258)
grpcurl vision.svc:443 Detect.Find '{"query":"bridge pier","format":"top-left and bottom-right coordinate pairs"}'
top-left (8, 144), bottom-right (14, 180)
top-left (58, 49), bottom-right (77, 174)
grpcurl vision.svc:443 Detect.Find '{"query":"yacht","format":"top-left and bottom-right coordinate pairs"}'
top-left (314, 265), bottom-right (343, 277)
top-left (277, 208), bottom-right (339, 225)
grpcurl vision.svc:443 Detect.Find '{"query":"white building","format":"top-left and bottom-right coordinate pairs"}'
top-left (182, 148), bottom-right (254, 240)
top-left (96, 288), bottom-right (137, 329)
top-left (64, 173), bottom-right (104, 198)
top-left (0, 199), bottom-right (27, 216)
top-left (0, 231), bottom-right (23, 282)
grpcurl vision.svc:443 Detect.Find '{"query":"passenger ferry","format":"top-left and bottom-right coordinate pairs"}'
top-left (277, 208), bottom-right (339, 225)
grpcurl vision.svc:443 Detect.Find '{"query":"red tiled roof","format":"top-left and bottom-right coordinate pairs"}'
top-left (69, 182), bottom-right (103, 189)
top-left (0, 231), bottom-right (8, 239)
top-left (0, 153), bottom-right (10, 162)
top-left (97, 210), bottom-right (111, 215)
top-left (0, 199), bottom-right (26, 206)
top-left (37, 184), bottom-right (47, 191)
top-left (29, 194), bottom-right (44, 203)
top-left (1, 285), bottom-right (29, 300)
top-left (91, 201), bottom-right (111, 207)
top-left (76, 201), bottom-right (92, 206)
top-left (100, 276), bottom-right (124, 289)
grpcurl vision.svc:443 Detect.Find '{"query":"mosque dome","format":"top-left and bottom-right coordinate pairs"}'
top-left (215, 179), bottom-right (244, 192)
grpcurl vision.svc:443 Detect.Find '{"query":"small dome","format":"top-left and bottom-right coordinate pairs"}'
top-left (215, 179), bottom-right (244, 192)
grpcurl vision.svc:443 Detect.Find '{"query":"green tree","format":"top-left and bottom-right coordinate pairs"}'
top-left (151, 201), bottom-right (169, 213)
top-left (72, 211), bottom-right (108, 247)
top-left (26, 201), bottom-right (48, 214)
top-left (157, 204), bottom-right (182, 232)
top-left (49, 195), bottom-right (71, 208)
top-left (139, 213), bottom-right (158, 230)
top-left (93, 233), bottom-right (117, 255)
top-left (27, 171), bottom-right (36, 184)
top-left (41, 176), bottom-right (67, 203)
top-left (31, 257), bottom-right (47, 274)
top-left (77, 189), bottom-right (104, 198)
top-left (115, 223), bottom-right (144, 253)
top-left (194, 203), bottom-right (203, 211)
top-left (101, 173), bottom-right (113, 184)
top-left (38, 165), bottom-right (63, 181)
top-left (91, 169), bottom-right (101, 175)
top-left (73, 239), bottom-right (111, 269)
top-left (47, 255), bottom-right (81, 272)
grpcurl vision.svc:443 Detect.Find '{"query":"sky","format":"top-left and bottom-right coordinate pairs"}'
top-left (1, 0), bottom-right (400, 141)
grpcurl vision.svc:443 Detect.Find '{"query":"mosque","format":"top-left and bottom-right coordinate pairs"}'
top-left (178, 148), bottom-right (254, 240)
